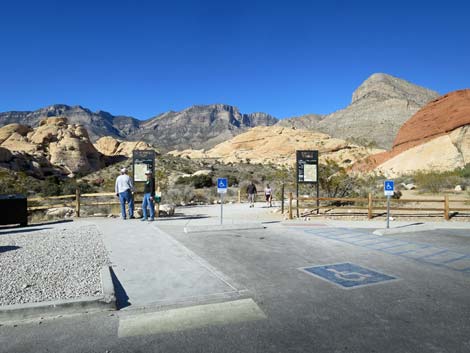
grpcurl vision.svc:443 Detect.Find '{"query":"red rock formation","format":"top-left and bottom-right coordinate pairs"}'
top-left (360, 89), bottom-right (470, 171)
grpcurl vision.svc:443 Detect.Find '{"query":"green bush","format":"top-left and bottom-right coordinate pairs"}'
top-left (175, 174), bottom-right (213, 188)
top-left (412, 170), bottom-right (463, 193)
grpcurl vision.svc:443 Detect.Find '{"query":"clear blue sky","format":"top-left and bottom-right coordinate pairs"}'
top-left (1, 0), bottom-right (469, 119)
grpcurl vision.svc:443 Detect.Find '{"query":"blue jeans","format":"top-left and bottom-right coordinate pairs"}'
top-left (119, 190), bottom-right (134, 219)
top-left (142, 193), bottom-right (155, 220)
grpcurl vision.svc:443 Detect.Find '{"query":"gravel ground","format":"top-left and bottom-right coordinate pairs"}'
top-left (0, 224), bottom-right (109, 306)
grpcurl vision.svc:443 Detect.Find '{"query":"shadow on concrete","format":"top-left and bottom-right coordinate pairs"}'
top-left (0, 227), bottom-right (52, 236)
top-left (28, 219), bottom-right (74, 227)
top-left (156, 214), bottom-right (210, 222)
top-left (110, 267), bottom-right (131, 310)
top-left (0, 245), bottom-right (21, 253)
top-left (262, 221), bottom-right (281, 224)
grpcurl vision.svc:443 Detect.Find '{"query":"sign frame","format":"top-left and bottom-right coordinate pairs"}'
top-left (132, 150), bottom-right (156, 183)
top-left (296, 150), bottom-right (319, 184)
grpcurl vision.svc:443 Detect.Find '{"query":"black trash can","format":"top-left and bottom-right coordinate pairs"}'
top-left (0, 194), bottom-right (28, 227)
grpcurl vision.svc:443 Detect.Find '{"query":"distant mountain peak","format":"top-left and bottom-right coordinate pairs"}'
top-left (352, 73), bottom-right (439, 105)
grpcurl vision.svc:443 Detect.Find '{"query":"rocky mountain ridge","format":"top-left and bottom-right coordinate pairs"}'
top-left (0, 103), bottom-right (277, 151)
top-left (277, 73), bottom-right (439, 149)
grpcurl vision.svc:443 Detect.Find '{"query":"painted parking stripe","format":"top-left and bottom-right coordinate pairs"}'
top-left (384, 244), bottom-right (430, 255)
top-left (360, 238), bottom-right (399, 247)
top-left (445, 257), bottom-right (470, 270)
top-left (421, 251), bottom-right (470, 265)
top-left (373, 242), bottom-right (411, 251)
top-left (118, 298), bottom-right (266, 338)
top-left (441, 254), bottom-right (469, 264)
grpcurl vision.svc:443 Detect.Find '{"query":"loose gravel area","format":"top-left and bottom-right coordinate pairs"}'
top-left (0, 223), bottom-right (109, 306)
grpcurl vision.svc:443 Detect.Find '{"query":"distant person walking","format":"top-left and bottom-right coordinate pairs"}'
top-left (247, 181), bottom-right (257, 208)
top-left (115, 167), bottom-right (135, 220)
top-left (264, 184), bottom-right (273, 207)
top-left (141, 170), bottom-right (155, 222)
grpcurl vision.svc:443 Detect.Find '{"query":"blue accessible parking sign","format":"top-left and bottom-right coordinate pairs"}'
top-left (217, 178), bottom-right (228, 194)
top-left (384, 180), bottom-right (394, 196)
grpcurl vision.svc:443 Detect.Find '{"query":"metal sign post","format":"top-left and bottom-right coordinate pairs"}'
top-left (296, 150), bottom-right (319, 217)
top-left (384, 180), bottom-right (394, 229)
top-left (217, 178), bottom-right (228, 225)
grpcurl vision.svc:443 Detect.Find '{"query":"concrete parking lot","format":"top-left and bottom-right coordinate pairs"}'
top-left (1, 204), bottom-right (469, 353)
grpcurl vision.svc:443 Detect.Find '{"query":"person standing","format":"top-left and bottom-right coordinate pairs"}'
top-left (141, 170), bottom-right (155, 221)
top-left (247, 181), bottom-right (257, 208)
top-left (264, 184), bottom-right (273, 207)
top-left (115, 167), bottom-right (135, 219)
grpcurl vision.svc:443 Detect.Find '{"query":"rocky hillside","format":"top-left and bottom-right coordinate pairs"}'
top-left (94, 136), bottom-right (159, 157)
top-left (0, 104), bottom-right (140, 141)
top-left (0, 117), bottom-right (104, 177)
top-left (365, 89), bottom-right (470, 177)
top-left (169, 126), bottom-right (383, 167)
top-left (0, 104), bottom-right (277, 151)
top-left (131, 104), bottom-right (278, 151)
top-left (277, 73), bottom-right (439, 149)
top-left (276, 114), bottom-right (323, 130)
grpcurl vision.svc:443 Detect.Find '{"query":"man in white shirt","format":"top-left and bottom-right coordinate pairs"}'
top-left (115, 167), bottom-right (135, 219)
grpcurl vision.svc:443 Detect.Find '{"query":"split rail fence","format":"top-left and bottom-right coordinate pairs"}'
top-left (27, 189), bottom-right (470, 221)
top-left (286, 193), bottom-right (470, 220)
top-left (27, 189), bottom-right (161, 218)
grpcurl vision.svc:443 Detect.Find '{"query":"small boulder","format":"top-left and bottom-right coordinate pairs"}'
top-left (159, 204), bottom-right (176, 217)
top-left (455, 185), bottom-right (463, 192)
top-left (46, 207), bottom-right (75, 218)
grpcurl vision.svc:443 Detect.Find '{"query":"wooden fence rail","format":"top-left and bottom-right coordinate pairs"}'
top-left (287, 193), bottom-right (470, 220)
top-left (27, 189), bottom-right (161, 218)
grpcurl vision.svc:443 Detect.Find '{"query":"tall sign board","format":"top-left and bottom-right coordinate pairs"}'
top-left (296, 150), bottom-right (319, 183)
top-left (132, 150), bottom-right (156, 182)
top-left (296, 150), bottom-right (319, 217)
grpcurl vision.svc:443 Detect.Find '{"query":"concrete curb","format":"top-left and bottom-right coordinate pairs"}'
top-left (184, 223), bottom-right (266, 234)
top-left (0, 266), bottom-right (116, 323)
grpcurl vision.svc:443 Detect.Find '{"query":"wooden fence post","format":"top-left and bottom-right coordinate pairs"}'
top-left (444, 195), bottom-right (450, 220)
top-left (155, 186), bottom-right (160, 219)
top-left (75, 188), bottom-right (81, 217)
top-left (238, 189), bottom-right (241, 203)
top-left (288, 192), bottom-right (293, 220)
top-left (281, 183), bottom-right (285, 214)
top-left (368, 193), bottom-right (373, 219)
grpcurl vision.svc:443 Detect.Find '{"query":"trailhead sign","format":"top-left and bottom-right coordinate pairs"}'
top-left (133, 150), bottom-right (156, 182)
top-left (297, 150), bottom-right (319, 183)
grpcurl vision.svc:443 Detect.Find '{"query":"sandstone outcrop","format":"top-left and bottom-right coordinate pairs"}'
top-left (0, 117), bottom-right (104, 176)
top-left (169, 126), bottom-right (383, 167)
top-left (366, 89), bottom-right (470, 176)
top-left (94, 136), bottom-right (159, 157)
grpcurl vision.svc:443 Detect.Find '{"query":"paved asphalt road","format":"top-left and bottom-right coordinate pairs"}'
top-left (1, 206), bottom-right (469, 353)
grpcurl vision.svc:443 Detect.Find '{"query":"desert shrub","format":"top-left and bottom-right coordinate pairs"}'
top-left (0, 169), bottom-right (42, 195)
top-left (227, 175), bottom-right (239, 187)
top-left (175, 174), bottom-right (213, 188)
top-left (165, 186), bottom-right (196, 204)
top-left (318, 160), bottom-right (364, 199)
top-left (412, 170), bottom-right (462, 193)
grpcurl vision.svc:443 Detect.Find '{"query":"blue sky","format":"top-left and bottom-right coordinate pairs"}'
top-left (0, 0), bottom-right (469, 119)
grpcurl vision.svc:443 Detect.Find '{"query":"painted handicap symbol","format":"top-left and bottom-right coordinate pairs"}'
top-left (301, 263), bottom-right (396, 288)
top-left (326, 268), bottom-right (372, 282)
top-left (219, 180), bottom-right (226, 187)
